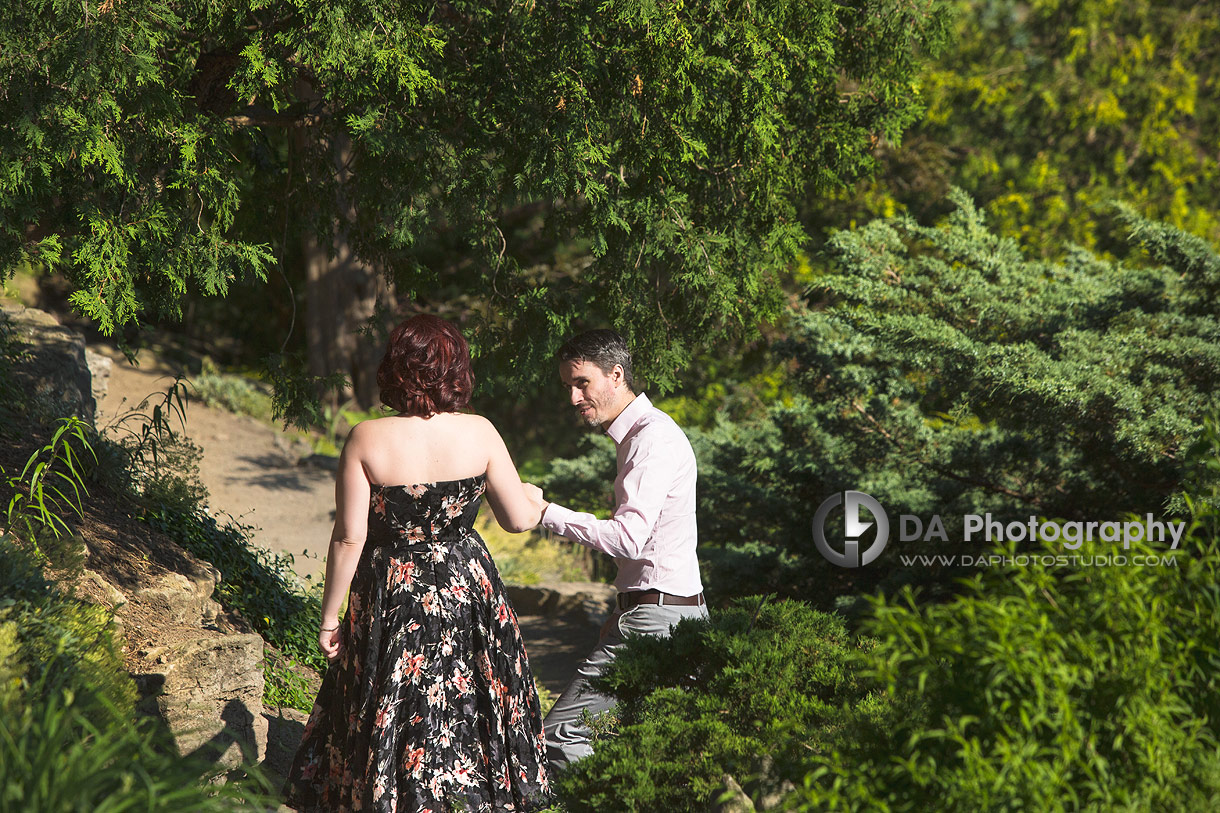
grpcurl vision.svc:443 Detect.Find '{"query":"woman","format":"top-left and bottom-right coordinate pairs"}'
top-left (284, 314), bottom-right (551, 813)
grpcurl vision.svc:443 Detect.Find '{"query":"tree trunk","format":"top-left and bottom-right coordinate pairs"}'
top-left (303, 131), bottom-right (393, 412)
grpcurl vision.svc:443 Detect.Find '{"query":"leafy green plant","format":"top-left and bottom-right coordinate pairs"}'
top-left (478, 510), bottom-right (590, 586)
top-left (96, 379), bottom-right (208, 516)
top-left (792, 423), bottom-right (1220, 811)
top-left (3, 416), bottom-right (96, 560)
top-left (795, 523), bottom-right (1220, 811)
top-left (191, 360), bottom-right (274, 423)
top-left (0, 677), bottom-right (277, 812)
top-left (0, 535), bottom-right (136, 723)
top-left (4, 0), bottom-right (950, 422)
top-left (263, 649), bottom-right (317, 713)
top-left (263, 353), bottom-right (349, 431)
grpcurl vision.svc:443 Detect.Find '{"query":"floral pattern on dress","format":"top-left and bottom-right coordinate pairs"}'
top-left (284, 475), bottom-right (551, 813)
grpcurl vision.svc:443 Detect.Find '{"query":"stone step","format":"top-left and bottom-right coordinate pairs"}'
top-left (131, 566), bottom-right (223, 627)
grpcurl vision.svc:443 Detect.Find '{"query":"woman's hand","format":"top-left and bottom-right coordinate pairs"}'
top-left (522, 482), bottom-right (547, 513)
top-left (319, 623), bottom-right (343, 662)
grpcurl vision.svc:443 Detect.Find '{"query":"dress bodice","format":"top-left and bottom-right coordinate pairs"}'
top-left (365, 474), bottom-right (487, 548)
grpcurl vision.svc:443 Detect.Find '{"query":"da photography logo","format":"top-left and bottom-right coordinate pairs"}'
top-left (812, 491), bottom-right (890, 568)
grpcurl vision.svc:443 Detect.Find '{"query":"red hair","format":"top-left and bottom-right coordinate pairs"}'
top-left (376, 315), bottom-right (474, 416)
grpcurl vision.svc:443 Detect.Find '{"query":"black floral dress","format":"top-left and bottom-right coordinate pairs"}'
top-left (284, 475), bottom-right (551, 813)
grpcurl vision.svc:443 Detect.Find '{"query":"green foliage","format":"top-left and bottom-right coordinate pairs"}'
top-left (3, 416), bottom-right (96, 562)
top-left (262, 649), bottom-right (316, 713)
top-left (842, 0), bottom-right (1220, 255)
top-left (481, 524), bottom-right (590, 587)
top-left (191, 360), bottom-right (275, 423)
top-left (1182, 412), bottom-right (1220, 527)
top-left (795, 512), bottom-right (1220, 810)
top-left (0, 317), bottom-right (20, 420)
top-left (1, 0), bottom-right (950, 410)
top-left (0, 536), bottom-right (136, 718)
top-left (0, 538), bottom-right (274, 810)
top-left (695, 195), bottom-right (1220, 602)
top-left (534, 435), bottom-right (620, 580)
top-left (263, 353), bottom-right (350, 431)
top-left (553, 598), bottom-right (884, 812)
top-left (0, 687), bottom-right (277, 812)
top-left (96, 380), bottom-right (209, 516)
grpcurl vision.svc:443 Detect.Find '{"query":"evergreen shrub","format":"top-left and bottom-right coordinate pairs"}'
top-left (795, 426), bottom-right (1220, 811)
top-left (690, 194), bottom-right (1220, 605)
top-left (553, 597), bottom-right (885, 812)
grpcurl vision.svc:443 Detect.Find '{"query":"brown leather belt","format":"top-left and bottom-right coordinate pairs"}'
top-left (617, 589), bottom-right (706, 611)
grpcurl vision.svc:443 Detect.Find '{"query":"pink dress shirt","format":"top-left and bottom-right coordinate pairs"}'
top-left (541, 393), bottom-right (703, 596)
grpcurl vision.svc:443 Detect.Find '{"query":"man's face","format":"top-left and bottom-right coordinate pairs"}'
top-left (560, 359), bottom-right (621, 428)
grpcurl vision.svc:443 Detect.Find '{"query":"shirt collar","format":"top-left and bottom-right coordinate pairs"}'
top-left (605, 392), bottom-right (651, 444)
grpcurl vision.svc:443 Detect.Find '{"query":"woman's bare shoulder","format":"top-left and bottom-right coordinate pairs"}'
top-left (451, 411), bottom-right (495, 431)
top-left (342, 416), bottom-right (402, 447)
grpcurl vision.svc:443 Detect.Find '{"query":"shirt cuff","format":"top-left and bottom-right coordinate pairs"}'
top-left (541, 502), bottom-right (577, 535)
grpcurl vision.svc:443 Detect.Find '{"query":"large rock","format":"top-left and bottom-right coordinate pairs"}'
top-left (133, 566), bottom-right (223, 627)
top-left (85, 347), bottom-right (113, 403)
top-left (0, 305), bottom-right (95, 423)
top-left (505, 581), bottom-right (616, 628)
top-left (134, 632), bottom-right (268, 769)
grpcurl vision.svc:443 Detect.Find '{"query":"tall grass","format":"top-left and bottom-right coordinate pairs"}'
top-left (0, 687), bottom-right (277, 812)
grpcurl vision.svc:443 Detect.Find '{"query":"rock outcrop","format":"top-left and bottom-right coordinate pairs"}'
top-left (2, 305), bottom-right (96, 422)
top-left (133, 631), bottom-right (268, 769)
top-left (506, 581), bottom-right (617, 628)
top-left (3, 305), bottom-right (269, 771)
top-left (123, 564), bottom-right (268, 769)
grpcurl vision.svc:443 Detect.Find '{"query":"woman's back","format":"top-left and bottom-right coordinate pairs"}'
top-left (352, 412), bottom-right (492, 486)
top-left (343, 412), bottom-right (538, 535)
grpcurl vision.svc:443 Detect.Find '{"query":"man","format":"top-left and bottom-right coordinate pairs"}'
top-left (528, 328), bottom-right (707, 770)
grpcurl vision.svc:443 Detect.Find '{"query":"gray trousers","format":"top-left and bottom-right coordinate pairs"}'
top-left (543, 600), bottom-right (710, 770)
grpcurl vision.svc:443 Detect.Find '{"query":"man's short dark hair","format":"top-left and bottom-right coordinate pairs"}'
top-left (557, 329), bottom-right (635, 392)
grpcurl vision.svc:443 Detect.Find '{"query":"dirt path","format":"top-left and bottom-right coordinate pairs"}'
top-left (94, 345), bottom-right (334, 584)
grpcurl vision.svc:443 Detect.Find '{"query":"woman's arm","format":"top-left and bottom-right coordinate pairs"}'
top-left (318, 425), bottom-right (372, 661)
top-left (483, 419), bottom-right (543, 533)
